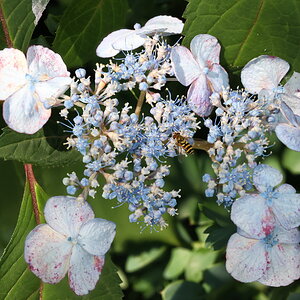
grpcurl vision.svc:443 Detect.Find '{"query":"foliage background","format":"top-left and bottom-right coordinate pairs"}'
top-left (0, 0), bottom-right (299, 299)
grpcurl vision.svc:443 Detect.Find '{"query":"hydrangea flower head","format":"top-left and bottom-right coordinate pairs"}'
top-left (241, 55), bottom-right (289, 97)
top-left (0, 46), bottom-right (71, 134)
top-left (231, 164), bottom-right (300, 233)
top-left (96, 15), bottom-right (184, 58)
top-left (226, 221), bottom-right (300, 286)
top-left (24, 196), bottom-right (116, 295)
top-left (171, 34), bottom-right (229, 116)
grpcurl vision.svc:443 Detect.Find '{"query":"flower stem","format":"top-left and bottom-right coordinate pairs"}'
top-left (135, 90), bottom-right (146, 117)
top-left (0, 6), bottom-right (13, 47)
top-left (24, 164), bottom-right (41, 224)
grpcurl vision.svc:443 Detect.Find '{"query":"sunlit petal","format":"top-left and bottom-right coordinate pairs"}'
top-left (68, 245), bottom-right (105, 295)
top-left (24, 224), bottom-right (72, 284)
top-left (44, 196), bottom-right (94, 237)
top-left (207, 64), bottom-right (229, 92)
top-left (275, 123), bottom-right (300, 151)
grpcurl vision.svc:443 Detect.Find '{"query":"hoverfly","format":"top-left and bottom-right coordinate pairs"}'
top-left (173, 132), bottom-right (194, 154)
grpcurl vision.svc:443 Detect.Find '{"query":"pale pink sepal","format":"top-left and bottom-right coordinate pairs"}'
top-left (275, 123), bottom-right (300, 151)
top-left (226, 233), bottom-right (266, 283)
top-left (140, 15), bottom-right (183, 36)
top-left (170, 45), bottom-right (200, 86)
top-left (24, 224), bottom-right (72, 284)
top-left (231, 194), bottom-right (275, 238)
top-left (258, 243), bottom-right (300, 287)
top-left (207, 64), bottom-right (229, 92)
top-left (190, 34), bottom-right (221, 68)
top-left (27, 45), bottom-right (70, 78)
top-left (253, 164), bottom-right (283, 192)
top-left (241, 55), bottom-right (290, 94)
top-left (0, 48), bottom-right (27, 99)
top-left (78, 218), bottom-right (116, 256)
top-left (187, 74), bottom-right (212, 117)
top-left (68, 244), bottom-right (105, 295)
top-left (44, 196), bottom-right (94, 238)
top-left (3, 86), bottom-right (51, 134)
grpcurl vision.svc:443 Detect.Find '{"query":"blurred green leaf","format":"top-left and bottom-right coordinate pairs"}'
top-left (53, 0), bottom-right (128, 68)
top-left (184, 248), bottom-right (218, 282)
top-left (0, 181), bottom-right (47, 300)
top-left (282, 148), bottom-right (300, 174)
top-left (125, 246), bottom-right (166, 273)
top-left (161, 280), bottom-right (205, 300)
top-left (201, 200), bottom-right (231, 227)
top-left (0, 127), bottom-right (80, 167)
top-left (163, 247), bottom-right (192, 279)
top-left (0, 0), bottom-right (35, 50)
top-left (183, 0), bottom-right (300, 75)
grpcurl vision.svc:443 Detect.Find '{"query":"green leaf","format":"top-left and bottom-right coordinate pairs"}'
top-left (282, 148), bottom-right (300, 174)
top-left (0, 127), bottom-right (80, 167)
top-left (163, 247), bottom-right (192, 279)
top-left (204, 223), bottom-right (235, 250)
top-left (53, 0), bottom-right (129, 68)
top-left (161, 280), bottom-right (205, 300)
top-left (0, 0), bottom-right (35, 50)
top-left (184, 248), bottom-right (218, 282)
top-left (0, 181), bottom-right (48, 300)
top-left (125, 246), bottom-right (166, 273)
top-left (183, 0), bottom-right (300, 74)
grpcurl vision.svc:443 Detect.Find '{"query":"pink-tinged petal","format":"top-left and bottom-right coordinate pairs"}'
top-left (280, 101), bottom-right (299, 127)
top-left (207, 64), bottom-right (229, 92)
top-left (35, 77), bottom-right (71, 101)
top-left (24, 224), bottom-right (72, 284)
top-left (275, 226), bottom-right (300, 244)
top-left (44, 196), bottom-right (94, 238)
top-left (96, 29), bottom-right (145, 58)
top-left (231, 194), bottom-right (275, 238)
top-left (3, 85), bottom-right (51, 134)
top-left (190, 34), bottom-right (221, 69)
top-left (258, 243), bottom-right (300, 287)
top-left (140, 15), bottom-right (183, 35)
top-left (27, 45), bottom-right (70, 79)
top-left (171, 45), bottom-right (200, 86)
top-left (68, 244), bottom-right (105, 295)
top-left (253, 164), bottom-right (283, 192)
top-left (78, 218), bottom-right (116, 256)
top-left (275, 183), bottom-right (296, 194)
top-left (284, 71), bottom-right (300, 96)
top-left (272, 193), bottom-right (300, 230)
top-left (187, 75), bottom-right (213, 117)
top-left (275, 123), bottom-right (300, 151)
top-left (241, 55), bottom-right (289, 94)
top-left (226, 233), bottom-right (266, 282)
top-left (0, 48), bottom-right (27, 99)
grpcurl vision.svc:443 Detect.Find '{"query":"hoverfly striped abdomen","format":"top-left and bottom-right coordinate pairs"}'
top-left (173, 132), bottom-right (194, 154)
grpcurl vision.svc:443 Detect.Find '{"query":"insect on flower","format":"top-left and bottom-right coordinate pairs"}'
top-left (173, 132), bottom-right (194, 154)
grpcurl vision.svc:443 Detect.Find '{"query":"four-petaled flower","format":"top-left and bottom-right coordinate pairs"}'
top-left (171, 34), bottom-right (229, 116)
top-left (0, 45), bottom-right (71, 134)
top-left (231, 164), bottom-right (300, 231)
top-left (96, 15), bottom-right (184, 58)
top-left (24, 196), bottom-right (116, 295)
top-left (226, 221), bottom-right (300, 286)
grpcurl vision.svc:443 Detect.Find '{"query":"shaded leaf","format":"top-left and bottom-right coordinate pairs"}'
top-left (53, 0), bottom-right (128, 68)
top-left (0, 0), bottom-right (35, 50)
top-left (125, 246), bottom-right (166, 273)
top-left (161, 280), bottom-right (205, 300)
top-left (183, 0), bottom-right (300, 75)
top-left (0, 127), bottom-right (80, 167)
top-left (282, 148), bottom-right (300, 174)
